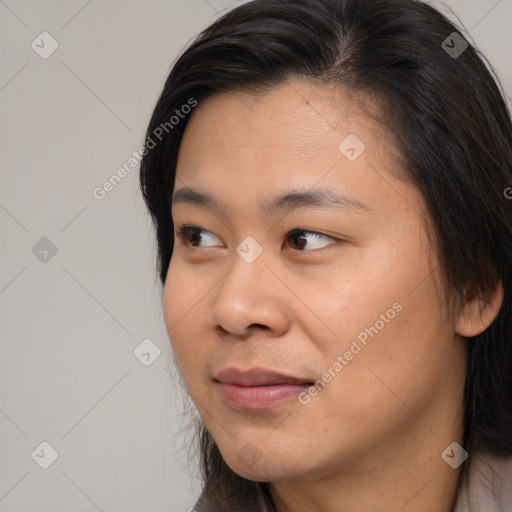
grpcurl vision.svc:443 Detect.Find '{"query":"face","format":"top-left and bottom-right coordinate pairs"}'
top-left (163, 79), bottom-right (467, 486)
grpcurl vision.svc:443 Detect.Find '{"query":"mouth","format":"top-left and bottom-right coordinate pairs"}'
top-left (214, 367), bottom-right (314, 410)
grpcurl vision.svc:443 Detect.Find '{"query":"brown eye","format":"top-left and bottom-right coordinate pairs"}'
top-left (286, 229), bottom-right (335, 251)
top-left (176, 225), bottom-right (221, 248)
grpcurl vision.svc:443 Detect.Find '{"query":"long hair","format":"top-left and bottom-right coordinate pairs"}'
top-left (139, 1), bottom-right (512, 508)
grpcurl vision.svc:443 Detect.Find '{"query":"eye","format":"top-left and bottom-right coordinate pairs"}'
top-left (176, 224), bottom-right (336, 252)
top-left (176, 225), bottom-right (221, 248)
top-left (286, 228), bottom-right (335, 251)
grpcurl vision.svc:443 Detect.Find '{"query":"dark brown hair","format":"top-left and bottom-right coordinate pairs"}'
top-left (139, 0), bottom-right (512, 509)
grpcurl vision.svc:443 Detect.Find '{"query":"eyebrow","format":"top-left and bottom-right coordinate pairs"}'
top-left (171, 187), bottom-right (372, 215)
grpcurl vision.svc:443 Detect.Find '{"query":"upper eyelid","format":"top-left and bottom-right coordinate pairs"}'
top-left (176, 225), bottom-right (220, 246)
top-left (177, 225), bottom-right (218, 240)
top-left (177, 224), bottom-right (332, 238)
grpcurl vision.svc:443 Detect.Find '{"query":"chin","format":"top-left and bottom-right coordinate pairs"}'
top-left (220, 444), bottom-right (311, 483)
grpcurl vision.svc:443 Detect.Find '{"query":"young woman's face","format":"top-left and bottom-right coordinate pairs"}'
top-left (164, 79), bottom-right (467, 486)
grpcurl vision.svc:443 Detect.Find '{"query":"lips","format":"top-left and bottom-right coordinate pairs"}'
top-left (214, 367), bottom-right (313, 387)
top-left (214, 367), bottom-right (313, 410)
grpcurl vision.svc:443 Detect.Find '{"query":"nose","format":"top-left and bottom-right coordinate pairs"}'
top-left (207, 252), bottom-right (291, 339)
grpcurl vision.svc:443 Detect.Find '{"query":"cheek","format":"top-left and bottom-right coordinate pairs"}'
top-left (163, 255), bottom-right (205, 330)
top-left (298, 250), bottom-right (408, 356)
top-left (162, 262), bottom-right (182, 339)
top-left (308, 247), bottom-right (453, 417)
top-left (162, 257), bottom-right (224, 402)
top-left (162, 260), bottom-right (203, 371)
top-left (317, 284), bottom-right (455, 427)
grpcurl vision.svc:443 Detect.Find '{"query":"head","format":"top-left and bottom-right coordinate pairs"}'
top-left (140, 0), bottom-right (512, 508)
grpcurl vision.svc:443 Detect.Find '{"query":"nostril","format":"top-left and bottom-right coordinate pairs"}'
top-left (248, 323), bottom-right (268, 330)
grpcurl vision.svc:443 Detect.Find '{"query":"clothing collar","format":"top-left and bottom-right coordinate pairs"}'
top-left (452, 451), bottom-right (512, 511)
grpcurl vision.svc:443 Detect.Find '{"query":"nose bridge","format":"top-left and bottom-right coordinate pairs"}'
top-left (218, 242), bottom-right (270, 308)
top-left (209, 240), bottom-right (287, 336)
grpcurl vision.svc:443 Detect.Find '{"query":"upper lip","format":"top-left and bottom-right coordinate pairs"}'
top-left (214, 367), bottom-right (313, 387)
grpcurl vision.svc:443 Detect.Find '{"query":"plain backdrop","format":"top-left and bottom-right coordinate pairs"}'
top-left (1, 1), bottom-right (511, 511)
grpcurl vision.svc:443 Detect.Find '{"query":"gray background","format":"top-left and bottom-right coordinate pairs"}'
top-left (1, 1), bottom-right (511, 511)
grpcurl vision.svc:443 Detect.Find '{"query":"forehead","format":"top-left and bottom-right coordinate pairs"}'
top-left (173, 79), bottom-right (415, 220)
top-left (177, 79), bottom-right (385, 159)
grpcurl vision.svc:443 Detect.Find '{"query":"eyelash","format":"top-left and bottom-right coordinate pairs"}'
top-left (175, 224), bottom-right (336, 252)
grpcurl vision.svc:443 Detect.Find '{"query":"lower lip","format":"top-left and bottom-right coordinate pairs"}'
top-left (217, 382), bottom-right (311, 410)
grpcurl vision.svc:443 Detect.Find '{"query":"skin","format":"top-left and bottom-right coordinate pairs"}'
top-left (163, 79), bottom-right (503, 512)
